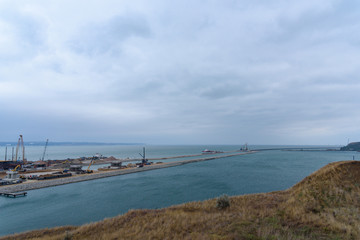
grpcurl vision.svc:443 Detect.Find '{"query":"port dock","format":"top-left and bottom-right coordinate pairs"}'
top-left (0, 151), bottom-right (255, 193)
top-left (0, 192), bottom-right (27, 198)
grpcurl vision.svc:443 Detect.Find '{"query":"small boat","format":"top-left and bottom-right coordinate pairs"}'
top-left (202, 149), bottom-right (215, 154)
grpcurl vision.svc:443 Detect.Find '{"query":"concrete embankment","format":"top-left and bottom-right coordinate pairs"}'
top-left (93, 150), bottom-right (241, 164)
top-left (0, 151), bottom-right (254, 193)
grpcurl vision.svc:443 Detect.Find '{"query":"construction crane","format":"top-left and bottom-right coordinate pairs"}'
top-left (62, 160), bottom-right (71, 173)
top-left (41, 139), bottom-right (49, 161)
top-left (12, 164), bottom-right (21, 172)
top-left (86, 159), bottom-right (94, 173)
top-left (62, 160), bottom-right (71, 164)
top-left (4, 145), bottom-right (8, 161)
top-left (139, 147), bottom-right (147, 164)
top-left (15, 135), bottom-right (26, 164)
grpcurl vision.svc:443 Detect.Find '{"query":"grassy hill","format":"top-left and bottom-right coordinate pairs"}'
top-left (2, 161), bottom-right (360, 240)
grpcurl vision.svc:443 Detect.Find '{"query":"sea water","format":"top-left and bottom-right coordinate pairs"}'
top-left (0, 145), bottom-right (359, 236)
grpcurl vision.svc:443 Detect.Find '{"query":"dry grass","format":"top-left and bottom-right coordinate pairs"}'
top-left (2, 161), bottom-right (360, 240)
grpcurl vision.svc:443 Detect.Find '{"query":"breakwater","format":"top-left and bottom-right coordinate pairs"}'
top-left (0, 151), bottom-right (254, 193)
top-left (90, 150), bottom-right (240, 165)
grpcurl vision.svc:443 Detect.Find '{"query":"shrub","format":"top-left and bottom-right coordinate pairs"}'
top-left (216, 194), bottom-right (230, 210)
top-left (63, 231), bottom-right (73, 240)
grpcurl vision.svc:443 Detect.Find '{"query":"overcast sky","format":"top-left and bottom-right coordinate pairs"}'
top-left (0, 0), bottom-right (359, 145)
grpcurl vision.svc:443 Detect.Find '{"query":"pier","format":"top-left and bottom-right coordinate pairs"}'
top-left (255, 147), bottom-right (340, 151)
top-left (0, 151), bottom-right (255, 193)
top-left (0, 192), bottom-right (27, 198)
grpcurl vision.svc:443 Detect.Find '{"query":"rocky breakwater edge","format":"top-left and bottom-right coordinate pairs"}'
top-left (0, 151), bottom-right (255, 193)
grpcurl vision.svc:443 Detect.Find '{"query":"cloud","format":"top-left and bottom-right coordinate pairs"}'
top-left (0, 0), bottom-right (359, 144)
top-left (0, 6), bottom-right (46, 62)
top-left (68, 14), bottom-right (151, 57)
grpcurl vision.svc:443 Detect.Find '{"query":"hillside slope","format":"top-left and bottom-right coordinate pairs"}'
top-left (2, 161), bottom-right (360, 240)
top-left (340, 142), bottom-right (360, 151)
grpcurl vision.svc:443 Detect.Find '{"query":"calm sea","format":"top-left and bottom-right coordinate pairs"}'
top-left (0, 144), bottom-right (359, 236)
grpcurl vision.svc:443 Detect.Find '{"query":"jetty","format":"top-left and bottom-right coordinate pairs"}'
top-left (0, 192), bottom-right (27, 198)
top-left (255, 147), bottom-right (340, 151)
top-left (0, 151), bottom-right (255, 193)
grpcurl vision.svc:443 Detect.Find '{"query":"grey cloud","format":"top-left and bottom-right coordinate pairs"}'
top-left (0, 9), bottom-right (46, 62)
top-left (199, 78), bottom-right (263, 100)
top-left (200, 86), bottom-right (239, 100)
top-left (262, 1), bottom-right (360, 51)
top-left (1, 1), bottom-right (360, 144)
top-left (69, 14), bottom-right (151, 57)
top-left (2, 12), bottom-right (44, 46)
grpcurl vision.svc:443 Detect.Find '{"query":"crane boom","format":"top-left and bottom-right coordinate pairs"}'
top-left (86, 159), bottom-right (94, 173)
top-left (12, 164), bottom-right (21, 172)
top-left (41, 139), bottom-right (49, 161)
top-left (20, 135), bottom-right (25, 163)
top-left (14, 135), bottom-right (26, 163)
top-left (87, 160), bottom-right (93, 171)
top-left (15, 137), bottom-right (20, 162)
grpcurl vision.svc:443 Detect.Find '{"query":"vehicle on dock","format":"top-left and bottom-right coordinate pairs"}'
top-left (69, 165), bottom-right (85, 174)
top-left (2, 170), bottom-right (23, 185)
top-left (202, 149), bottom-right (215, 154)
top-left (36, 172), bottom-right (72, 180)
top-left (202, 149), bottom-right (223, 154)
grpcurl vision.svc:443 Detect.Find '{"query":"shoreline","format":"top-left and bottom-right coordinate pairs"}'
top-left (0, 151), bottom-right (255, 193)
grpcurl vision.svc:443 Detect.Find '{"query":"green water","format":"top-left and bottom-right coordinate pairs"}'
top-left (0, 145), bottom-right (358, 236)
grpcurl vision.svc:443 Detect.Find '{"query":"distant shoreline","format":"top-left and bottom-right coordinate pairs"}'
top-left (0, 142), bottom-right (144, 147)
top-left (0, 151), bottom-right (255, 193)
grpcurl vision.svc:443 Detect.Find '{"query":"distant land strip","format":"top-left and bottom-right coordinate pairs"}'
top-left (0, 142), bottom-right (144, 146)
top-left (0, 151), bottom-right (255, 193)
